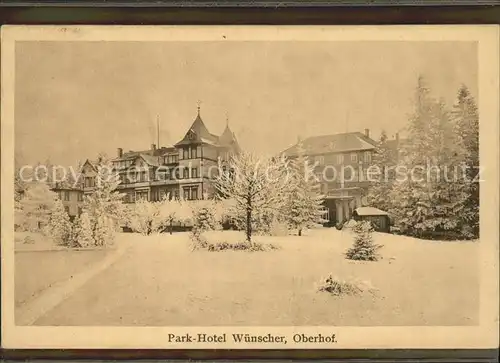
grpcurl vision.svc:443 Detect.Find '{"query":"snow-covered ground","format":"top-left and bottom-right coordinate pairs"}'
top-left (18, 228), bottom-right (479, 326)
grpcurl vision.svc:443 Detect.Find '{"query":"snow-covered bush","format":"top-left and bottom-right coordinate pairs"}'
top-left (128, 199), bottom-right (164, 235)
top-left (317, 274), bottom-right (376, 296)
top-left (345, 221), bottom-right (382, 261)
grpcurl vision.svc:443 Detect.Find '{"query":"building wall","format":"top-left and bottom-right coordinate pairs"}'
top-left (55, 189), bottom-right (83, 218)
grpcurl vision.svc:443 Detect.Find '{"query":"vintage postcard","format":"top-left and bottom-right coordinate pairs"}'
top-left (1, 25), bottom-right (499, 350)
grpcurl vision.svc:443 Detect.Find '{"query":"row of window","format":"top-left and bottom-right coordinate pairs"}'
top-left (57, 190), bottom-right (84, 202)
top-left (123, 187), bottom-right (200, 203)
top-left (182, 147), bottom-right (198, 160)
top-left (118, 168), bottom-right (200, 184)
top-left (313, 151), bottom-right (372, 166)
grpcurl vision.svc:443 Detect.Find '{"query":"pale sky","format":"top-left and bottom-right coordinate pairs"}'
top-left (15, 41), bottom-right (477, 167)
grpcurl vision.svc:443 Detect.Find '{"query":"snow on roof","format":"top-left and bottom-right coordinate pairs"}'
top-left (282, 132), bottom-right (378, 157)
top-left (354, 207), bottom-right (389, 216)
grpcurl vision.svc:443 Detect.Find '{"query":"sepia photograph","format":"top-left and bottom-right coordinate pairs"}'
top-left (1, 25), bottom-right (498, 349)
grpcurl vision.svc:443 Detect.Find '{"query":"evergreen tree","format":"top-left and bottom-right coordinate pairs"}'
top-left (389, 76), bottom-right (435, 236)
top-left (452, 85), bottom-right (479, 238)
top-left (345, 220), bottom-right (382, 261)
top-left (191, 199), bottom-right (220, 234)
top-left (46, 199), bottom-right (72, 246)
top-left (366, 130), bottom-right (394, 212)
top-left (72, 212), bottom-right (95, 247)
top-left (286, 140), bottom-right (326, 236)
top-left (390, 77), bottom-right (470, 238)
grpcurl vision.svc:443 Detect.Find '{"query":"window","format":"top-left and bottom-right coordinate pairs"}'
top-left (190, 147), bottom-right (198, 159)
top-left (136, 191), bottom-right (148, 201)
top-left (183, 148), bottom-right (189, 160)
top-left (191, 168), bottom-right (198, 178)
top-left (84, 177), bottom-right (95, 188)
top-left (137, 171), bottom-right (147, 182)
top-left (77, 192), bottom-right (83, 202)
top-left (191, 187), bottom-right (198, 200)
top-left (183, 168), bottom-right (190, 179)
top-left (183, 188), bottom-right (190, 200)
top-left (64, 191), bottom-right (70, 201)
top-left (315, 156), bottom-right (325, 165)
top-left (336, 154), bottom-right (344, 164)
top-left (364, 151), bottom-right (371, 163)
top-left (343, 167), bottom-right (353, 180)
top-left (152, 189), bottom-right (162, 201)
top-left (157, 169), bottom-right (168, 181)
top-left (165, 154), bottom-right (179, 164)
top-left (350, 153), bottom-right (358, 163)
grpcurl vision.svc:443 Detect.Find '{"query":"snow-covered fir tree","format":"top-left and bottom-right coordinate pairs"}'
top-left (389, 77), bottom-right (472, 238)
top-left (452, 85), bottom-right (479, 238)
top-left (214, 151), bottom-right (291, 243)
top-left (46, 199), bottom-right (72, 246)
top-left (191, 198), bottom-right (220, 234)
top-left (286, 140), bottom-right (326, 236)
top-left (345, 220), bottom-right (382, 261)
top-left (72, 212), bottom-right (95, 247)
top-left (365, 130), bottom-right (395, 212)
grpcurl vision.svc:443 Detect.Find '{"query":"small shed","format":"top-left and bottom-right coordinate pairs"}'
top-left (352, 207), bottom-right (390, 233)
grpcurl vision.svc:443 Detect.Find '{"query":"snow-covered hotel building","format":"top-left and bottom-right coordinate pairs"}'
top-left (79, 107), bottom-right (241, 204)
top-left (282, 130), bottom-right (400, 226)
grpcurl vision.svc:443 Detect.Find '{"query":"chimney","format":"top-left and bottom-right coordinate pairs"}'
top-left (364, 128), bottom-right (370, 138)
top-left (117, 148), bottom-right (123, 158)
top-left (151, 144), bottom-right (157, 151)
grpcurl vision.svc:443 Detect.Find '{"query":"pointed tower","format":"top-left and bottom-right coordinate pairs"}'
top-left (176, 104), bottom-right (218, 146)
top-left (218, 113), bottom-right (241, 153)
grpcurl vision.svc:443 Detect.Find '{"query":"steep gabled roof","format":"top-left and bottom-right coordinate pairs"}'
top-left (282, 132), bottom-right (378, 157)
top-left (219, 124), bottom-right (235, 146)
top-left (176, 110), bottom-right (219, 146)
top-left (82, 159), bottom-right (98, 171)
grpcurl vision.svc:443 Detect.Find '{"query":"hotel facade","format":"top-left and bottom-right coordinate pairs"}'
top-left (78, 107), bottom-right (241, 207)
top-left (282, 130), bottom-right (401, 226)
top-left (54, 108), bottom-right (401, 225)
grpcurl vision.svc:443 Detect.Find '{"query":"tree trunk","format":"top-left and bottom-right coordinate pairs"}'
top-left (246, 195), bottom-right (252, 243)
top-left (169, 219), bottom-right (173, 235)
top-left (298, 228), bottom-right (302, 236)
